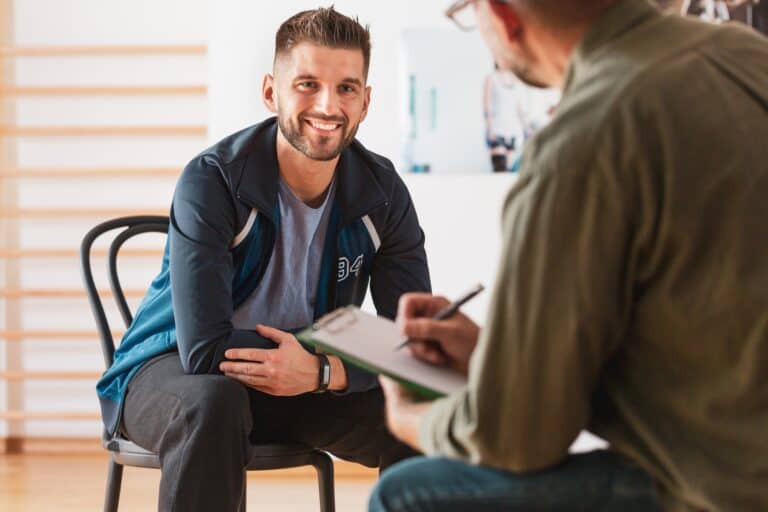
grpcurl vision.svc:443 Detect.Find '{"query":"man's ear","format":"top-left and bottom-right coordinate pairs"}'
top-left (262, 73), bottom-right (277, 113)
top-left (488, 1), bottom-right (523, 42)
top-left (360, 85), bottom-right (372, 123)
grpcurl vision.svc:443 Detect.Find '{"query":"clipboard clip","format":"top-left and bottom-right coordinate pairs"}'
top-left (313, 306), bottom-right (358, 334)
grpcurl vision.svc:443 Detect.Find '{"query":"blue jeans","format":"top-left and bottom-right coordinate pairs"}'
top-left (369, 450), bottom-right (662, 512)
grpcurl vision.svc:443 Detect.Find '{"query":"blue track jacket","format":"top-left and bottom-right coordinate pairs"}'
top-left (96, 118), bottom-right (431, 435)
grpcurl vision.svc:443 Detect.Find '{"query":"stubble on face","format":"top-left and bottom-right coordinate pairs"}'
top-left (276, 103), bottom-right (361, 162)
top-left (499, 50), bottom-right (549, 89)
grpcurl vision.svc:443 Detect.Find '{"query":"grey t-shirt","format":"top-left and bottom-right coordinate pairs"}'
top-left (231, 177), bottom-right (336, 331)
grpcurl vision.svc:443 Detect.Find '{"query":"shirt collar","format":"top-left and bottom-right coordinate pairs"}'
top-left (562, 0), bottom-right (660, 95)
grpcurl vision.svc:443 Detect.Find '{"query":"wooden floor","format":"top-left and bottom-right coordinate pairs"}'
top-left (0, 453), bottom-right (378, 511)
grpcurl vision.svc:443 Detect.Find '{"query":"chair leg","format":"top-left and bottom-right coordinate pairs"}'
top-left (311, 451), bottom-right (335, 512)
top-left (103, 458), bottom-right (123, 512)
top-left (239, 471), bottom-right (247, 512)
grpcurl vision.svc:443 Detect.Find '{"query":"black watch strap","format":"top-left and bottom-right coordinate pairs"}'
top-left (313, 353), bottom-right (331, 393)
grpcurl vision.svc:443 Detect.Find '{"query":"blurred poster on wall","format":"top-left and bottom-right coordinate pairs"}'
top-left (483, 67), bottom-right (559, 172)
top-left (399, 29), bottom-right (491, 174)
top-left (398, 29), bottom-right (559, 174)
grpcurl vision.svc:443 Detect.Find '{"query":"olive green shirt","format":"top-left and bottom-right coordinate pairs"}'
top-left (419, 2), bottom-right (768, 511)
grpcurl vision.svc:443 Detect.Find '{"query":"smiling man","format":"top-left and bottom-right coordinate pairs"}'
top-left (95, 7), bottom-right (430, 512)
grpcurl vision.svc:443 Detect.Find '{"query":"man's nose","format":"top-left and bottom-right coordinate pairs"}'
top-left (313, 87), bottom-right (341, 117)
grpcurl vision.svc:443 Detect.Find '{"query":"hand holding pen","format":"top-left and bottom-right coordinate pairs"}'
top-left (394, 284), bottom-right (484, 376)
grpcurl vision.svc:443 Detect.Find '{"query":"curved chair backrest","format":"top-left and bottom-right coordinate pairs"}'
top-left (80, 216), bottom-right (336, 512)
top-left (80, 216), bottom-right (170, 370)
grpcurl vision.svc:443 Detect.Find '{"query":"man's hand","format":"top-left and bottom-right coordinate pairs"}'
top-left (397, 293), bottom-right (481, 376)
top-left (219, 324), bottom-right (320, 396)
top-left (379, 376), bottom-right (431, 451)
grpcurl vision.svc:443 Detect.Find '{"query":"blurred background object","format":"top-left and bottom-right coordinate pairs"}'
top-left (660, 0), bottom-right (767, 32)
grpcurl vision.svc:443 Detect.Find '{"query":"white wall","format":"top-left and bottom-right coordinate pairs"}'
top-left (4, 0), bottom-right (208, 437)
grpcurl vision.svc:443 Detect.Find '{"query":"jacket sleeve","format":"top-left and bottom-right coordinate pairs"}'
top-left (369, 175), bottom-right (432, 319)
top-left (332, 174), bottom-right (431, 394)
top-left (169, 156), bottom-right (279, 374)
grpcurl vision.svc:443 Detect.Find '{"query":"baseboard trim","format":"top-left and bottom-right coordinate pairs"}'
top-left (0, 437), bottom-right (378, 478)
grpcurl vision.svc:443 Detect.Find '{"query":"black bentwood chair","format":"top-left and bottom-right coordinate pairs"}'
top-left (81, 216), bottom-right (335, 512)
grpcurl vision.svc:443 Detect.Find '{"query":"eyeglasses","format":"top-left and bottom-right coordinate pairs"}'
top-left (445, 0), bottom-right (477, 31)
top-left (445, 0), bottom-right (507, 31)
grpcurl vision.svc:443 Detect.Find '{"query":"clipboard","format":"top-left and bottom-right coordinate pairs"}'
top-left (297, 306), bottom-right (467, 398)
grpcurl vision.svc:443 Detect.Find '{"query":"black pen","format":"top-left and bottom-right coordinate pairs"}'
top-left (395, 283), bottom-right (485, 350)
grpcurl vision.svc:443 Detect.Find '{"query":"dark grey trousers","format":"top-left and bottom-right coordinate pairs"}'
top-left (121, 352), bottom-right (416, 512)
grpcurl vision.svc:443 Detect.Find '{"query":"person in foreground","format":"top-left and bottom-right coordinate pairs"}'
top-left (370, 1), bottom-right (768, 511)
top-left (95, 7), bottom-right (430, 511)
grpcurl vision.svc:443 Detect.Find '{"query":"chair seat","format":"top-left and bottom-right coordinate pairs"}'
top-left (105, 436), bottom-right (160, 468)
top-left (105, 435), bottom-right (323, 471)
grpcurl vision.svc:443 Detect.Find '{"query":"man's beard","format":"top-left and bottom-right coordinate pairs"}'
top-left (494, 43), bottom-right (551, 89)
top-left (508, 61), bottom-right (550, 89)
top-left (277, 109), bottom-right (359, 161)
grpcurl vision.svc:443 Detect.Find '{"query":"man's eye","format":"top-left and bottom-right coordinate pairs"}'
top-left (298, 81), bottom-right (317, 89)
top-left (340, 85), bottom-right (356, 93)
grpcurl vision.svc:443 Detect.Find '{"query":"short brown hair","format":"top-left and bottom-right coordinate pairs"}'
top-left (275, 7), bottom-right (372, 78)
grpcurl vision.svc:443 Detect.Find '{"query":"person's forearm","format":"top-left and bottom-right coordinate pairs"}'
top-left (180, 328), bottom-right (275, 375)
top-left (327, 355), bottom-right (348, 391)
top-left (390, 401), bottom-right (431, 451)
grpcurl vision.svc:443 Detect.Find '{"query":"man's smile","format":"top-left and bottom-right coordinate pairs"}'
top-left (303, 117), bottom-right (343, 134)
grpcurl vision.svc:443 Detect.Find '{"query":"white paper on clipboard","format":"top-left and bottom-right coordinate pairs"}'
top-left (300, 306), bottom-right (467, 397)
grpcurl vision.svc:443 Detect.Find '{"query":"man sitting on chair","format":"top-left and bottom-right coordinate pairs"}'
top-left (96, 7), bottom-right (430, 512)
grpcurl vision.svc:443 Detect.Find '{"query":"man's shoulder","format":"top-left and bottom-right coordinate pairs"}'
top-left (193, 118), bottom-right (276, 169)
top-left (348, 139), bottom-right (397, 177)
top-left (346, 139), bottom-right (411, 202)
top-left (526, 16), bottom-right (732, 179)
top-left (177, 118), bottom-right (278, 205)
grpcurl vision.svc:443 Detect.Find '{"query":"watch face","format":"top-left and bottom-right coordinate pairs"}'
top-left (316, 354), bottom-right (331, 392)
top-left (325, 357), bottom-right (332, 383)
top-left (323, 363), bottom-right (331, 385)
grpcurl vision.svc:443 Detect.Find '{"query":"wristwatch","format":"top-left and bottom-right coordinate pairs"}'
top-left (313, 353), bottom-right (331, 393)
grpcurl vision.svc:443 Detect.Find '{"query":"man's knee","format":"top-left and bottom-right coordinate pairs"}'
top-left (368, 463), bottom-right (403, 512)
top-left (369, 457), bottom-right (435, 512)
top-left (178, 376), bottom-right (252, 434)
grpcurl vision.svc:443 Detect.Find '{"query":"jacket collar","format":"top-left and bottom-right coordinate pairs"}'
top-left (234, 119), bottom-right (280, 221)
top-left (236, 117), bottom-right (388, 226)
